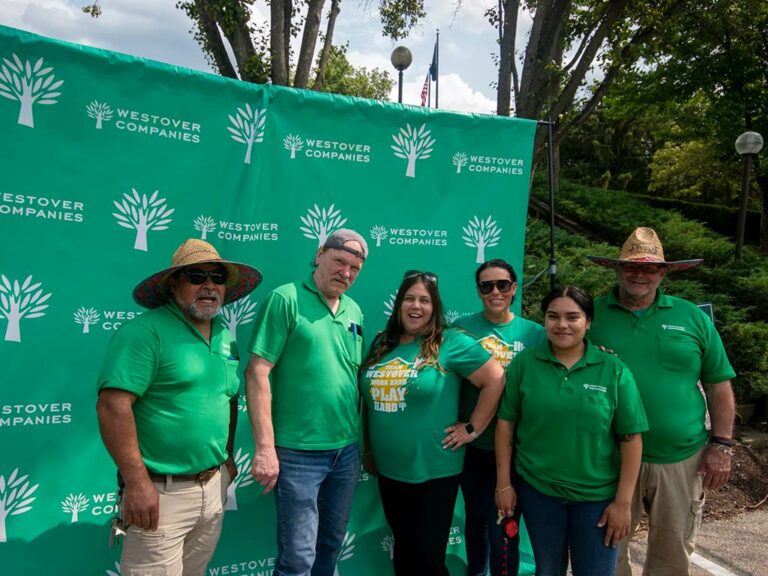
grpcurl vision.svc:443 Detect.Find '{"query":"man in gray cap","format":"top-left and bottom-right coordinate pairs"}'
top-left (246, 229), bottom-right (367, 576)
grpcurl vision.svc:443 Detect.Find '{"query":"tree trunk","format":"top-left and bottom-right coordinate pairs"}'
top-left (496, 0), bottom-right (519, 116)
top-left (192, 0), bottom-right (238, 79)
top-left (294, 0), bottom-right (327, 88)
top-left (758, 173), bottom-right (768, 254)
top-left (271, 0), bottom-right (289, 85)
top-left (313, 0), bottom-right (341, 90)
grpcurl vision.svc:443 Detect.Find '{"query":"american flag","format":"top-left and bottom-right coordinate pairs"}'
top-left (420, 72), bottom-right (430, 106)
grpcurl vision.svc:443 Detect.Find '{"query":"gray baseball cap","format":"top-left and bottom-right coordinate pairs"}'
top-left (323, 228), bottom-right (368, 261)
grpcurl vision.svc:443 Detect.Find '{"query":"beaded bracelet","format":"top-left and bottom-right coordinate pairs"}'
top-left (495, 485), bottom-right (513, 494)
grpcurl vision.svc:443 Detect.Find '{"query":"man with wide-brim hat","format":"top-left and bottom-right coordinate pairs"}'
top-left (97, 238), bottom-right (262, 576)
top-left (587, 227), bottom-right (735, 576)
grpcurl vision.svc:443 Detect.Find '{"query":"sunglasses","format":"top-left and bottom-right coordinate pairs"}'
top-left (179, 268), bottom-right (228, 285)
top-left (403, 270), bottom-right (439, 285)
top-left (478, 280), bottom-right (514, 294)
top-left (620, 263), bottom-right (664, 275)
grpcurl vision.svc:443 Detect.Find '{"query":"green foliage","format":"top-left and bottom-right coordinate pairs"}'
top-left (721, 322), bottom-right (768, 401)
top-left (379, 0), bottom-right (426, 41)
top-left (313, 44), bottom-right (394, 100)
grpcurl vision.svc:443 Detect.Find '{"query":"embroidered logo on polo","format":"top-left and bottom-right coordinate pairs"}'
top-left (583, 383), bottom-right (607, 393)
top-left (0, 274), bottom-right (52, 343)
top-left (225, 448), bottom-right (256, 512)
top-left (462, 215), bottom-right (502, 263)
top-left (112, 189), bottom-right (174, 252)
top-left (0, 468), bottom-right (39, 543)
top-left (365, 358), bottom-right (417, 413)
top-left (662, 324), bottom-right (686, 332)
top-left (477, 335), bottom-right (525, 369)
top-left (381, 534), bottom-right (395, 560)
top-left (61, 493), bottom-right (89, 523)
top-left (299, 204), bottom-right (347, 247)
top-left (0, 53), bottom-right (63, 128)
top-left (391, 123), bottom-right (434, 178)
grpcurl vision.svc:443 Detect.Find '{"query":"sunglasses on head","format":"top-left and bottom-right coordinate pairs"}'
top-left (403, 270), bottom-right (439, 285)
top-left (477, 279), bottom-right (514, 294)
top-left (179, 268), bottom-right (228, 285)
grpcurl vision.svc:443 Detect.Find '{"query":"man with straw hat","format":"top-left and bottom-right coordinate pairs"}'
top-left (97, 238), bottom-right (262, 576)
top-left (587, 227), bottom-right (735, 576)
top-left (245, 229), bottom-right (367, 576)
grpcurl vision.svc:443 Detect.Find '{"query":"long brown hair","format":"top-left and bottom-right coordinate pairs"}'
top-left (362, 274), bottom-right (445, 370)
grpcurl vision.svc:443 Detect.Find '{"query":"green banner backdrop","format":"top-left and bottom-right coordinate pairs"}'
top-left (0, 25), bottom-right (538, 575)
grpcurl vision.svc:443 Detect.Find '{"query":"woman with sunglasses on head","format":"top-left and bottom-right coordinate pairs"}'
top-left (360, 270), bottom-right (505, 576)
top-left (495, 286), bottom-right (647, 576)
top-left (453, 259), bottom-right (546, 576)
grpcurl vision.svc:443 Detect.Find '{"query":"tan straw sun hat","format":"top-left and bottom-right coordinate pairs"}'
top-left (132, 238), bottom-right (262, 308)
top-left (587, 227), bottom-right (702, 270)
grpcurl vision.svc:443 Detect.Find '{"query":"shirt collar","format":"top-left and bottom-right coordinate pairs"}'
top-left (534, 339), bottom-right (605, 367)
top-left (303, 272), bottom-right (348, 313)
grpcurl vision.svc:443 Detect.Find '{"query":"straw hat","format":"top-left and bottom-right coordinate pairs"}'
top-left (132, 238), bottom-right (262, 308)
top-left (587, 227), bottom-right (702, 270)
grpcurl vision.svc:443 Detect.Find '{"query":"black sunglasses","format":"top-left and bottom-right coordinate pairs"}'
top-left (477, 279), bottom-right (514, 294)
top-left (180, 268), bottom-right (228, 285)
top-left (403, 270), bottom-right (439, 285)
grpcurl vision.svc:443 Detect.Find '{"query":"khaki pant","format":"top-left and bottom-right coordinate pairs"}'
top-left (616, 447), bottom-right (705, 576)
top-left (121, 466), bottom-right (229, 576)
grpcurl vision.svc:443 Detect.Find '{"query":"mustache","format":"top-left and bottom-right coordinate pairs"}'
top-left (196, 289), bottom-right (221, 301)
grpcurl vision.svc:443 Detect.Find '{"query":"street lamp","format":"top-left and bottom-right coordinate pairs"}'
top-left (735, 131), bottom-right (764, 259)
top-left (390, 46), bottom-right (412, 104)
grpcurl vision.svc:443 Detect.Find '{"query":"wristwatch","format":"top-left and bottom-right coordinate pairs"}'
top-left (465, 422), bottom-right (478, 440)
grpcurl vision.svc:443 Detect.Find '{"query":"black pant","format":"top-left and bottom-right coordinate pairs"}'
top-left (377, 473), bottom-right (461, 576)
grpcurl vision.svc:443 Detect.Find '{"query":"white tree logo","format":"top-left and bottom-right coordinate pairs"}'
top-left (452, 152), bottom-right (468, 174)
top-left (391, 123), bottom-right (435, 178)
top-left (370, 225), bottom-right (388, 247)
top-left (462, 215), bottom-right (502, 263)
top-left (106, 561), bottom-right (121, 576)
top-left (112, 189), bottom-right (175, 252)
top-left (220, 296), bottom-right (258, 342)
top-left (0, 54), bottom-right (63, 128)
top-left (383, 292), bottom-right (396, 318)
top-left (332, 532), bottom-right (356, 576)
top-left (299, 204), bottom-right (348, 247)
top-left (225, 449), bottom-right (256, 511)
top-left (283, 134), bottom-right (304, 159)
top-left (86, 100), bottom-right (113, 129)
top-left (193, 215), bottom-right (217, 240)
top-left (445, 310), bottom-right (461, 324)
top-left (0, 275), bottom-right (51, 343)
top-left (61, 493), bottom-right (90, 523)
top-left (381, 534), bottom-right (395, 560)
top-left (0, 468), bottom-right (39, 543)
top-left (227, 103), bottom-right (266, 165)
top-left (73, 307), bottom-right (101, 334)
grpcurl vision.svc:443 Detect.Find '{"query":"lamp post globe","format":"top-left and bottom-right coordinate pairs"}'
top-left (390, 46), bottom-right (412, 103)
top-left (735, 131), bottom-right (764, 259)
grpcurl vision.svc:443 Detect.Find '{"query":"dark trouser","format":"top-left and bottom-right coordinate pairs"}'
top-left (378, 473), bottom-right (461, 576)
top-left (460, 445), bottom-right (520, 576)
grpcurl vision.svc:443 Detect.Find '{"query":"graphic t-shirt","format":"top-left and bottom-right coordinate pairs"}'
top-left (360, 328), bottom-right (491, 483)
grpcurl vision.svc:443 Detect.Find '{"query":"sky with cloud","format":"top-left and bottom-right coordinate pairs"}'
top-left (0, 0), bottom-right (533, 114)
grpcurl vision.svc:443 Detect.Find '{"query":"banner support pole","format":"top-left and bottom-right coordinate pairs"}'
top-left (536, 119), bottom-right (557, 289)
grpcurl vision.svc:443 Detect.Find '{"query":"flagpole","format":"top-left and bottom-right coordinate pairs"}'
top-left (435, 29), bottom-right (439, 109)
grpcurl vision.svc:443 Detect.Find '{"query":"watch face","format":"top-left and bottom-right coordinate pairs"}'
top-left (465, 423), bottom-right (475, 435)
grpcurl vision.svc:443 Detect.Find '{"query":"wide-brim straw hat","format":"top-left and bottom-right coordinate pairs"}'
top-left (587, 227), bottom-right (702, 271)
top-left (132, 238), bottom-right (263, 308)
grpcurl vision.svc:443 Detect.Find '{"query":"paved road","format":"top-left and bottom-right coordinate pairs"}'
top-left (626, 509), bottom-right (768, 576)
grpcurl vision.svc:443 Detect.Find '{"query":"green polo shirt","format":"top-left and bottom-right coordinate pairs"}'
top-left (455, 313), bottom-right (546, 450)
top-left (360, 328), bottom-right (491, 483)
top-left (249, 274), bottom-right (363, 450)
top-left (498, 341), bottom-right (648, 501)
top-left (98, 302), bottom-right (239, 474)
top-left (589, 288), bottom-right (736, 464)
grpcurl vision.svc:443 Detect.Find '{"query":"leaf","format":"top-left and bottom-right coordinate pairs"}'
top-left (11, 506), bottom-right (33, 516)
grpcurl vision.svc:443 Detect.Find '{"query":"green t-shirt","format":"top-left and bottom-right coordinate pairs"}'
top-left (360, 328), bottom-right (491, 483)
top-left (498, 341), bottom-right (648, 501)
top-left (455, 313), bottom-right (546, 450)
top-left (589, 289), bottom-right (736, 464)
top-left (98, 303), bottom-right (240, 474)
top-left (249, 274), bottom-right (364, 450)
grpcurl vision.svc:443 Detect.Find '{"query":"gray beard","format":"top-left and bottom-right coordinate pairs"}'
top-left (181, 301), bottom-right (220, 322)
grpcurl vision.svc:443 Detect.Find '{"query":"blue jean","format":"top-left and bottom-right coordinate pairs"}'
top-left (460, 446), bottom-right (519, 576)
top-left (516, 476), bottom-right (617, 576)
top-left (273, 444), bottom-right (360, 576)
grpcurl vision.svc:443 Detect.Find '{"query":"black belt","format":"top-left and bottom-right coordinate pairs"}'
top-left (147, 465), bottom-right (219, 485)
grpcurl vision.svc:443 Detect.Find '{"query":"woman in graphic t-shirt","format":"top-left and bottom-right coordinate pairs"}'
top-left (360, 270), bottom-right (505, 576)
